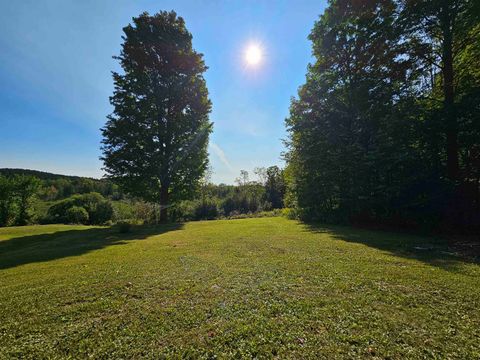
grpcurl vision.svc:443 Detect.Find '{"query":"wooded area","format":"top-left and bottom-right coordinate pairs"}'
top-left (284, 0), bottom-right (479, 233)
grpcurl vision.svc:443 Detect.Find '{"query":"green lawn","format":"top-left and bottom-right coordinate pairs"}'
top-left (0, 218), bottom-right (479, 359)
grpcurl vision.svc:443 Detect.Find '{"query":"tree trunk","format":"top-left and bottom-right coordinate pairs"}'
top-left (441, 5), bottom-right (459, 181)
top-left (160, 186), bottom-right (169, 223)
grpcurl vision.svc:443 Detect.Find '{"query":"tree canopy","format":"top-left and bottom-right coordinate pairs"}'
top-left (101, 11), bottom-right (212, 222)
top-left (285, 0), bottom-right (479, 232)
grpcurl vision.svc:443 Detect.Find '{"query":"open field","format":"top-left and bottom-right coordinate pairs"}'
top-left (0, 217), bottom-right (479, 359)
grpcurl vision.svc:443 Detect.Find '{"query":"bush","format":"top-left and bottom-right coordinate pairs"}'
top-left (225, 209), bottom-right (282, 220)
top-left (47, 192), bottom-right (114, 225)
top-left (282, 208), bottom-right (299, 220)
top-left (228, 212), bottom-right (250, 220)
top-left (194, 199), bottom-right (219, 220)
top-left (221, 197), bottom-right (236, 216)
top-left (113, 201), bottom-right (135, 221)
top-left (133, 201), bottom-right (156, 223)
top-left (116, 220), bottom-right (133, 233)
top-left (170, 201), bottom-right (195, 222)
top-left (90, 201), bottom-right (114, 224)
top-left (65, 206), bottom-right (89, 224)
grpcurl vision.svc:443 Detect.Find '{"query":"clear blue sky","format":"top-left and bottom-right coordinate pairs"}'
top-left (0, 0), bottom-right (326, 184)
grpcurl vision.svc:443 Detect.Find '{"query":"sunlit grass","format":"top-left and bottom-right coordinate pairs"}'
top-left (1, 218), bottom-right (479, 358)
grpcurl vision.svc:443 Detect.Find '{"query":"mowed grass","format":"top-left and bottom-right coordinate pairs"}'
top-left (0, 218), bottom-right (479, 359)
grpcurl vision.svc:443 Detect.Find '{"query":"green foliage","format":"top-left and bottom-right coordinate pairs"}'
top-left (0, 175), bottom-right (41, 226)
top-left (112, 201), bottom-right (135, 222)
top-left (116, 220), bottom-right (133, 233)
top-left (112, 201), bottom-right (164, 224)
top-left (226, 209), bottom-right (283, 220)
top-left (166, 169), bottom-right (285, 222)
top-left (65, 206), bottom-right (89, 225)
top-left (285, 0), bottom-right (480, 232)
top-left (0, 168), bottom-right (122, 201)
top-left (168, 202), bottom-right (192, 222)
top-left (89, 200), bottom-right (114, 225)
top-left (281, 207), bottom-right (299, 220)
top-left (264, 166), bottom-right (286, 209)
top-left (0, 176), bottom-right (16, 227)
top-left (13, 175), bottom-right (42, 225)
top-left (47, 193), bottom-right (114, 225)
top-left (194, 199), bottom-right (219, 220)
top-left (101, 11), bottom-right (212, 222)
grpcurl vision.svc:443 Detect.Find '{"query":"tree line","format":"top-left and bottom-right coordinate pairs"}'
top-left (284, 0), bottom-right (479, 233)
top-left (0, 169), bottom-right (121, 201)
top-left (0, 167), bottom-right (285, 226)
top-left (172, 166), bottom-right (286, 221)
top-left (0, 172), bottom-right (118, 226)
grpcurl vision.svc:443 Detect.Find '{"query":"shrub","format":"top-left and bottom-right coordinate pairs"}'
top-left (116, 220), bottom-right (133, 233)
top-left (133, 201), bottom-right (156, 223)
top-left (47, 192), bottom-right (114, 225)
top-left (90, 201), bottom-right (114, 224)
top-left (228, 212), bottom-right (250, 220)
top-left (113, 201), bottom-right (135, 221)
top-left (225, 209), bottom-right (282, 220)
top-left (282, 208), bottom-right (299, 220)
top-left (170, 201), bottom-right (195, 222)
top-left (194, 199), bottom-right (219, 220)
top-left (65, 206), bottom-right (89, 224)
top-left (221, 197), bottom-right (236, 216)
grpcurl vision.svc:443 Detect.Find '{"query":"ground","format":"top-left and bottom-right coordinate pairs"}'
top-left (0, 217), bottom-right (479, 359)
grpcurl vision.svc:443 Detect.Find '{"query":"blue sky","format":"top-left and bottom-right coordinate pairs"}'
top-left (0, 0), bottom-right (326, 184)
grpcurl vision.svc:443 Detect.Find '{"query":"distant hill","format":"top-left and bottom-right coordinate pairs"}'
top-left (0, 168), bottom-right (104, 182)
top-left (0, 168), bottom-right (120, 201)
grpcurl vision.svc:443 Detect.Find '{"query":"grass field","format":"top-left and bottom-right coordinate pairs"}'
top-left (0, 217), bottom-right (479, 359)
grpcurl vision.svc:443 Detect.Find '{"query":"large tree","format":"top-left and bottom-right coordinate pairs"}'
top-left (14, 175), bottom-right (41, 226)
top-left (400, 0), bottom-right (480, 181)
top-left (0, 175), bottom-right (40, 227)
top-left (264, 166), bottom-right (285, 209)
top-left (101, 11), bottom-right (212, 222)
top-left (286, 0), bottom-right (419, 222)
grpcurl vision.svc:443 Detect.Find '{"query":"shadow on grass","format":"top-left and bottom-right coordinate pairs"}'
top-left (0, 223), bottom-right (184, 270)
top-left (303, 222), bottom-right (479, 272)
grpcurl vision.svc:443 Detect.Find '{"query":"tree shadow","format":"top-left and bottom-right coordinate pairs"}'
top-left (0, 223), bottom-right (184, 270)
top-left (303, 222), bottom-right (479, 273)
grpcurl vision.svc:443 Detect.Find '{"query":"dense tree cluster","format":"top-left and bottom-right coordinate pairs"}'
top-left (0, 169), bottom-right (121, 201)
top-left (171, 167), bottom-right (286, 221)
top-left (0, 168), bottom-right (286, 227)
top-left (38, 178), bottom-right (120, 201)
top-left (285, 0), bottom-right (480, 232)
top-left (0, 175), bottom-right (40, 226)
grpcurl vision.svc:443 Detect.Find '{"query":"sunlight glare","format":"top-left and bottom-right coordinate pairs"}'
top-left (245, 44), bottom-right (262, 66)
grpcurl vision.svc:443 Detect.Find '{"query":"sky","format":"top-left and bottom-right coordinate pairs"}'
top-left (0, 0), bottom-right (326, 184)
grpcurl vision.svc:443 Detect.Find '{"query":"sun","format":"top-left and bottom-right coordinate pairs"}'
top-left (245, 44), bottom-right (262, 66)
